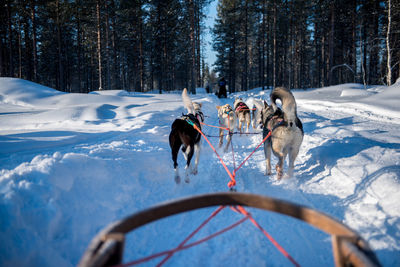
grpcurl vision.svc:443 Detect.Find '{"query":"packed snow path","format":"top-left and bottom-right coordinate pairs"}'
top-left (0, 78), bottom-right (399, 266)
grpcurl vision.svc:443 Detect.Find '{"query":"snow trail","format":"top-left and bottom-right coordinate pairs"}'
top-left (0, 78), bottom-right (399, 266)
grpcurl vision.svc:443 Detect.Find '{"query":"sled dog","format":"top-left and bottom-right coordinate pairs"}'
top-left (216, 104), bottom-right (236, 152)
top-left (169, 88), bottom-right (204, 183)
top-left (253, 87), bottom-right (303, 179)
top-left (233, 98), bottom-right (251, 134)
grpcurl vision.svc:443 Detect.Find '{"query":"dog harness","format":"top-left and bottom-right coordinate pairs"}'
top-left (235, 102), bottom-right (249, 112)
top-left (196, 111), bottom-right (204, 123)
top-left (181, 113), bottom-right (202, 128)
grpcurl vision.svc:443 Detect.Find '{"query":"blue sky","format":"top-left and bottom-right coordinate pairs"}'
top-left (204, 0), bottom-right (218, 68)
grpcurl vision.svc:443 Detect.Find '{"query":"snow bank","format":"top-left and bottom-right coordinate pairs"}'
top-left (0, 78), bottom-right (399, 266)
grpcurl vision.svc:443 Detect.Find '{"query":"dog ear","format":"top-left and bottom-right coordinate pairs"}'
top-left (199, 103), bottom-right (202, 108)
top-left (216, 105), bottom-right (221, 110)
top-left (263, 100), bottom-right (269, 108)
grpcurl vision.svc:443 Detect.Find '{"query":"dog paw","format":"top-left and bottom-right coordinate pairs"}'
top-left (191, 168), bottom-right (198, 175)
top-left (175, 175), bottom-right (181, 184)
top-left (184, 176), bottom-right (190, 183)
top-left (275, 166), bottom-right (283, 180)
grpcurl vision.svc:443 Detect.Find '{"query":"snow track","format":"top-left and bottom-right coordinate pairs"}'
top-left (0, 78), bottom-right (399, 266)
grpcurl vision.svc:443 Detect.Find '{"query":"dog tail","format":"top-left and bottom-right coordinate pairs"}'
top-left (182, 88), bottom-right (195, 115)
top-left (270, 87), bottom-right (298, 127)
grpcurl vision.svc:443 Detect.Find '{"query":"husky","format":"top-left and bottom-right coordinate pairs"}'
top-left (169, 88), bottom-right (204, 183)
top-left (216, 104), bottom-right (236, 152)
top-left (253, 87), bottom-right (303, 179)
top-left (233, 98), bottom-right (251, 134)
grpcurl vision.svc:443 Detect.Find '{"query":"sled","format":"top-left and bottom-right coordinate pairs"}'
top-left (79, 192), bottom-right (381, 267)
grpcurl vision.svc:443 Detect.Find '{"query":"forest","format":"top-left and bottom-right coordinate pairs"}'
top-left (0, 0), bottom-right (399, 93)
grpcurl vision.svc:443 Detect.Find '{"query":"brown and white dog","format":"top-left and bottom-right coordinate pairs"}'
top-left (253, 87), bottom-right (303, 179)
top-left (233, 97), bottom-right (251, 134)
top-left (216, 104), bottom-right (236, 152)
top-left (169, 88), bottom-right (204, 183)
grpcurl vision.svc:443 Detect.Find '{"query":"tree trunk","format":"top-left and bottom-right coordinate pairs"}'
top-left (243, 0), bottom-right (248, 91)
top-left (96, 0), bottom-right (103, 90)
top-left (110, 0), bottom-right (120, 90)
top-left (17, 18), bottom-right (22, 78)
top-left (76, 0), bottom-right (82, 92)
top-left (56, 0), bottom-right (64, 91)
top-left (386, 0), bottom-right (392, 86)
top-left (105, 1), bottom-right (111, 90)
top-left (328, 1), bottom-right (335, 85)
top-left (190, 0), bottom-right (196, 94)
top-left (351, 0), bottom-right (357, 83)
top-left (272, 0), bottom-right (277, 88)
top-left (24, 15), bottom-right (32, 81)
top-left (139, 3), bottom-right (144, 92)
top-left (261, 0), bottom-right (267, 90)
top-left (31, 0), bottom-right (38, 82)
top-left (196, 0), bottom-right (201, 87)
top-left (360, 26), bottom-right (367, 88)
top-left (7, 0), bottom-right (14, 77)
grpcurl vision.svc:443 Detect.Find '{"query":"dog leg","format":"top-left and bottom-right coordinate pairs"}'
top-left (184, 144), bottom-right (195, 183)
top-left (170, 134), bottom-right (182, 184)
top-left (174, 169), bottom-right (181, 184)
top-left (219, 128), bottom-right (224, 148)
top-left (192, 142), bottom-right (201, 175)
top-left (224, 132), bottom-right (232, 152)
top-left (287, 147), bottom-right (300, 178)
top-left (182, 145), bottom-right (189, 161)
top-left (264, 141), bottom-right (272, 175)
top-left (276, 156), bottom-right (284, 180)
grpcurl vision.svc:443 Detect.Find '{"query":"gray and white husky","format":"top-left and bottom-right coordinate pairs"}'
top-left (253, 87), bottom-right (303, 179)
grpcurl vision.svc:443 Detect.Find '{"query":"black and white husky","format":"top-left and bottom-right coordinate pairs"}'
top-left (169, 88), bottom-right (204, 183)
top-left (254, 87), bottom-right (303, 179)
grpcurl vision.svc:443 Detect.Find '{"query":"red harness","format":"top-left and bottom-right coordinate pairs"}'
top-left (235, 102), bottom-right (249, 112)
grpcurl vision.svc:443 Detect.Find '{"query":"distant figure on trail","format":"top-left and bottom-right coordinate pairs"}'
top-left (205, 83), bottom-right (211, 94)
top-left (217, 77), bottom-right (227, 98)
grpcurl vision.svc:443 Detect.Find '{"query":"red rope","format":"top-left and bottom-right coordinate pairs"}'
top-left (232, 131), bottom-right (271, 177)
top-left (236, 206), bottom-right (301, 267)
top-left (230, 139), bottom-right (237, 171)
top-left (200, 121), bottom-right (229, 131)
top-left (194, 121), bottom-right (300, 266)
top-left (126, 118), bottom-right (298, 267)
top-left (156, 205), bottom-right (225, 266)
top-left (193, 124), bottom-right (237, 188)
top-left (115, 207), bottom-right (250, 267)
top-left (110, 116), bottom-right (300, 267)
top-left (236, 107), bottom-right (256, 112)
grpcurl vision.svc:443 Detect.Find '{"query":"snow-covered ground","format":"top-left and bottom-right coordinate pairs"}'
top-left (0, 78), bottom-right (399, 267)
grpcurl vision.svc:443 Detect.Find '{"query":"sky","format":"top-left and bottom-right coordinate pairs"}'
top-left (0, 77), bottom-right (399, 266)
top-left (204, 0), bottom-right (218, 68)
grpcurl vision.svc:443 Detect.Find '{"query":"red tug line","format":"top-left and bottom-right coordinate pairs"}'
top-left (116, 118), bottom-right (300, 267)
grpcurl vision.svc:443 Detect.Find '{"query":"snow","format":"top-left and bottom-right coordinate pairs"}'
top-left (0, 77), bottom-right (399, 267)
